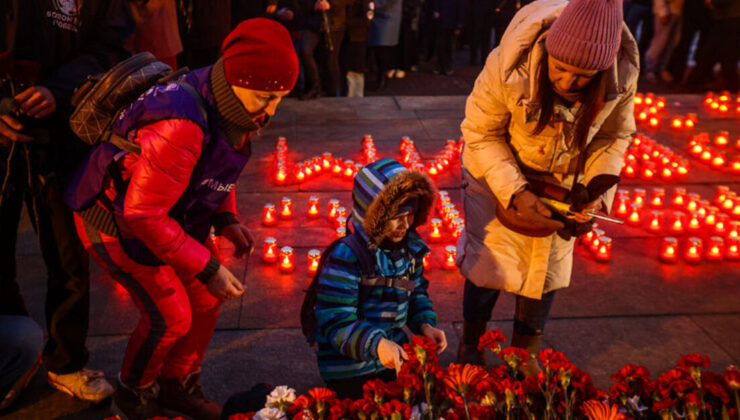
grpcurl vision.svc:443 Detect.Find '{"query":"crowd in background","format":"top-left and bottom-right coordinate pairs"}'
top-left (130, 0), bottom-right (739, 99)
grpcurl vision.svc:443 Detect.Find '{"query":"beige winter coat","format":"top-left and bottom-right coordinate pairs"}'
top-left (457, 0), bottom-right (639, 299)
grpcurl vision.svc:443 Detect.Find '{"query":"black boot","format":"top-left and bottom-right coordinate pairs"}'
top-left (511, 332), bottom-right (542, 377)
top-left (113, 379), bottom-right (164, 420)
top-left (456, 320), bottom-right (488, 366)
top-left (158, 371), bottom-right (221, 420)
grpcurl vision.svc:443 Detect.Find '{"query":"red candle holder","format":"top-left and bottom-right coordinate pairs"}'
top-left (280, 197), bottom-right (293, 220)
top-left (443, 245), bottom-right (457, 270)
top-left (437, 194), bottom-right (452, 211)
top-left (686, 193), bottom-right (701, 212)
top-left (582, 223), bottom-right (599, 246)
top-left (423, 253), bottom-right (431, 270)
top-left (687, 212), bottom-right (702, 233)
top-left (335, 227), bottom-right (346, 238)
top-left (714, 213), bottom-right (729, 235)
top-left (669, 211), bottom-right (686, 234)
top-left (343, 160), bottom-right (355, 178)
top-left (648, 117), bottom-right (660, 128)
top-left (335, 217), bottom-right (347, 230)
top-left (647, 210), bottom-right (664, 233)
top-left (429, 218), bottom-right (443, 242)
top-left (441, 203), bottom-right (455, 220)
top-left (633, 188), bottom-right (647, 208)
top-left (303, 160), bottom-right (314, 178)
top-left (589, 229), bottom-right (606, 253)
top-left (447, 210), bottom-right (461, 227)
top-left (627, 204), bottom-right (642, 227)
top-left (676, 159), bottom-right (690, 178)
top-left (671, 188), bottom-right (687, 209)
top-left (706, 236), bottom-right (724, 261)
top-left (703, 92), bottom-right (715, 106)
top-left (262, 203), bottom-right (277, 226)
top-left (704, 206), bottom-right (719, 229)
top-left (332, 158), bottom-right (343, 176)
top-left (615, 195), bottom-right (631, 218)
top-left (660, 237), bottom-right (679, 263)
top-left (427, 161), bottom-right (439, 176)
top-left (308, 196), bottom-right (320, 219)
top-left (715, 186), bottom-right (730, 206)
top-left (322, 152), bottom-right (334, 169)
top-left (697, 200), bottom-right (710, 219)
top-left (729, 157), bottom-right (740, 174)
top-left (263, 237), bottom-right (278, 263)
top-left (623, 164), bottom-right (637, 178)
top-left (294, 163), bottom-right (306, 183)
top-left (279, 247), bottom-right (294, 272)
top-left (711, 152), bottom-right (726, 169)
top-left (634, 93), bottom-right (644, 105)
top-left (733, 203), bottom-right (740, 220)
top-left (714, 131), bottom-right (730, 148)
top-left (307, 249), bottom-right (321, 274)
top-left (689, 141), bottom-right (704, 157)
top-left (722, 193), bottom-right (736, 212)
top-left (684, 237), bottom-right (703, 263)
top-left (327, 199), bottom-right (340, 221)
top-left (336, 207), bottom-right (348, 220)
top-left (452, 218), bottom-right (465, 239)
top-left (660, 165), bottom-right (674, 181)
top-left (650, 188), bottom-right (665, 208)
top-left (275, 164), bottom-right (288, 185)
top-left (725, 237), bottom-right (739, 260)
top-left (727, 221), bottom-right (740, 240)
top-left (595, 236), bottom-right (612, 262)
top-left (671, 117), bottom-right (683, 129)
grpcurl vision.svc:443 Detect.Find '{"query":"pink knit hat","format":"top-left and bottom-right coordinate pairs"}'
top-left (545, 0), bottom-right (624, 71)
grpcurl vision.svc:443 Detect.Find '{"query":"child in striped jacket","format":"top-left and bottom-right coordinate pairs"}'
top-left (314, 159), bottom-right (447, 399)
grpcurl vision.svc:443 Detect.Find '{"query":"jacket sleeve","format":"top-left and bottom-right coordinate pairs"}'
top-left (43, 0), bottom-right (135, 111)
top-left (316, 243), bottom-right (387, 362)
top-left (406, 252), bottom-right (438, 334)
top-left (123, 119), bottom-right (218, 282)
top-left (211, 189), bottom-right (239, 234)
top-left (583, 78), bottom-right (637, 211)
top-left (460, 48), bottom-right (527, 209)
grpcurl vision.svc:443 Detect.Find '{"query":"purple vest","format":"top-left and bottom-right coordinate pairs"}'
top-left (102, 67), bottom-right (250, 265)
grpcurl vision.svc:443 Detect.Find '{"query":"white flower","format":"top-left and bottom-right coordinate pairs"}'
top-left (410, 403), bottom-right (428, 420)
top-left (266, 385), bottom-right (296, 408)
top-left (254, 407), bottom-right (287, 420)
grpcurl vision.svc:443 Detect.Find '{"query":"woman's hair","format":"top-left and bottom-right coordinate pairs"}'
top-left (532, 52), bottom-right (607, 153)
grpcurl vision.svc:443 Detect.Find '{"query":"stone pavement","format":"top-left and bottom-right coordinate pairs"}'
top-left (3, 94), bottom-right (739, 420)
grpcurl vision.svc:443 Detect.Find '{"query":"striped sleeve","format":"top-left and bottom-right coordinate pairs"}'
top-left (406, 237), bottom-right (438, 333)
top-left (315, 243), bottom-right (387, 362)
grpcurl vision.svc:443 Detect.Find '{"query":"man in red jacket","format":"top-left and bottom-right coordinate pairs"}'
top-left (72, 18), bottom-right (298, 420)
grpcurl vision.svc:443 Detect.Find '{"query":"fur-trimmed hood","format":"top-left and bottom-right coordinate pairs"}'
top-left (351, 159), bottom-right (436, 249)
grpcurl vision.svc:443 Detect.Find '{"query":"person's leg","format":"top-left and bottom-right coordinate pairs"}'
top-left (688, 18), bottom-right (721, 86)
top-left (0, 315), bottom-right (43, 411)
top-left (301, 31), bottom-right (322, 98)
top-left (0, 184), bottom-right (28, 317)
top-left (644, 15), bottom-right (671, 77)
top-left (458, 279), bottom-right (501, 365)
top-left (656, 16), bottom-right (682, 80)
top-left (511, 290), bottom-right (557, 376)
top-left (716, 19), bottom-right (740, 91)
top-left (326, 28), bottom-right (346, 97)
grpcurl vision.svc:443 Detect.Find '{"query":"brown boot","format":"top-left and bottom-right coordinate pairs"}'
top-left (158, 371), bottom-right (221, 420)
top-left (456, 320), bottom-right (488, 366)
top-left (113, 378), bottom-right (164, 420)
top-left (511, 332), bottom-right (542, 377)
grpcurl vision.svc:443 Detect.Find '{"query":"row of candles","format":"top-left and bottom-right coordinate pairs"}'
top-left (634, 93), bottom-right (667, 129)
top-left (703, 91), bottom-right (740, 114)
top-left (687, 132), bottom-right (740, 174)
top-left (621, 133), bottom-right (689, 181)
top-left (399, 137), bottom-right (463, 177)
top-left (611, 186), bottom-right (740, 262)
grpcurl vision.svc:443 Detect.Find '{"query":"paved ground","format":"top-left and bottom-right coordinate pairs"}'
top-left (3, 92), bottom-right (739, 419)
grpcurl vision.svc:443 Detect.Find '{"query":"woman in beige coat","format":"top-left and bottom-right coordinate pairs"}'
top-left (456, 0), bottom-right (639, 372)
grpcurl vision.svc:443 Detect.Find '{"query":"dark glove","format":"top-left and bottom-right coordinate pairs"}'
top-left (556, 215), bottom-right (595, 241)
top-left (566, 182), bottom-right (590, 212)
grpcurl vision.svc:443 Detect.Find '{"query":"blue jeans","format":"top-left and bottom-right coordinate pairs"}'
top-left (462, 279), bottom-right (556, 336)
top-left (0, 316), bottom-right (43, 399)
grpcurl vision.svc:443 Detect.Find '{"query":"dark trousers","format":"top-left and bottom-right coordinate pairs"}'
top-left (435, 28), bottom-right (455, 73)
top-left (462, 279), bottom-right (556, 336)
top-left (469, 15), bottom-right (491, 64)
top-left (0, 150), bottom-right (90, 374)
top-left (667, 0), bottom-right (711, 81)
top-left (302, 29), bottom-right (346, 97)
top-left (397, 18), bottom-right (418, 70)
top-left (0, 315), bottom-right (43, 400)
top-left (689, 18), bottom-right (740, 91)
top-left (325, 369), bottom-right (396, 400)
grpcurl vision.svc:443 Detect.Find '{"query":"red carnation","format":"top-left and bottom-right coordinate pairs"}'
top-left (500, 346), bottom-right (530, 371)
top-left (328, 398), bottom-right (353, 420)
top-left (350, 397), bottom-right (378, 416)
top-left (652, 397), bottom-right (677, 413)
top-left (725, 365), bottom-right (740, 390)
top-left (229, 414), bottom-right (255, 420)
top-left (477, 329), bottom-right (507, 352)
top-left (678, 353), bottom-right (711, 370)
top-left (611, 364), bottom-right (651, 383)
top-left (379, 400), bottom-right (412, 418)
top-left (538, 349), bottom-right (571, 372)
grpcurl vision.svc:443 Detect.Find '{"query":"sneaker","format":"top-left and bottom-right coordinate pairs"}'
top-left (409, 65), bottom-right (419, 72)
top-left (444, 69), bottom-right (455, 76)
top-left (114, 378), bottom-right (164, 420)
top-left (48, 367), bottom-right (114, 403)
top-left (158, 371), bottom-right (221, 420)
top-left (660, 70), bottom-right (675, 83)
top-left (395, 69), bottom-right (406, 79)
top-left (432, 68), bottom-right (441, 75)
top-left (386, 69), bottom-right (396, 79)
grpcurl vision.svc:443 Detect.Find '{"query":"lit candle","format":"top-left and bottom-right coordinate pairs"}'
top-left (427, 161), bottom-right (439, 176)
top-left (595, 236), bottom-right (612, 262)
top-left (429, 218), bottom-right (443, 242)
top-left (697, 200), bottom-right (710, 219)
top-left (280, 197), bottom-right (293, 220)
top-left (714, 131), bottom-right (730, 148)
top-left (263, 237), bottom-right (278, 263)
top-left (336, 207), bottom-right (348, 219)
top-left (276, 136), bottom-right (287, 146)
top-left (332, 158), bottom-right (343, 176)
top-left (637, 111), bottom-right (649, 122)
top-left (729, 157), bottom-right (740, 174)
top-left (669, 211), bottom-right (686, 234)
top-left (274, 164), bottom-right (288, 185)
top-left (335, 216), bottom-right (347, 230)
top-left (704, 206), bottom-right (718, 229)
top-left (645, 93), bottom-right (654, 105)
top-left (671, 188), bottom-right (687, 209)
top-left (714, 213), bottom-right (729, 235)
top-left (641, 162), bottom-right (657, 180)
top-left (615, 195), bottom-right (631, 218)
top-left (322, 152), bottom-right (334, 169)
top-left (676, 159), bottom-right (689, 178)
top-left (335, 227), bottom-right (346, 238)
top-left (447, 210), bottom-right (461, 227)
top-left (715, 186), bottom-right (730, 206)
top-left (623, 164), bottom-right (637, 178)
top-left (582, 223), bottom-right (599, 246)
top-left (589, 229), bottom-right (606, 253)
top-left (728, 221), bottom-right (740, 239)
top-left (343, 160), bottom-right (355, 178)
top-left (443, 245), bottom-right (457, 270)
top-left (660, 165), bottom-right (674, 181)
top-left (656, 96), bottom-right (666, 109)
top-left (294, 163), bottom-right (306, 183)
top-left (686, 193), bottom-right (701, 212)
top-left (733, 203), bottom-right (740, 219)
top-left (700, 148), bottom-right (713, 163)
top-left (303, 160), bottom-right (313, 177)
top-left (711, 152), bottom-right (726, 169)
top-left (307, 249), bottom-right (321, 274)
top-left (684, 237), bottom-right (703, 263)
top-left (632, 188), bottom-right (647, 208)
top-left (327, 199), bottom-right (340, 221)
top-left (660, 237), bottom-right (679, 263)
top-left (452, 218), bottom-right (465, 239)
top-left (725, 237), bottom-right (739, 260)
top-left (706, 236), bottom-right (724, 261)
top-left (423, 253), bottom-right (431, 269)
top-left (689, 142), bottom-right (704, 157)
top-left (279, 246), bottom-right (295, 272)
top-left (687, 212), bottom-right (702, 233)
top-left (650, 188), bottom-right (665, 208)
top-left (627, 204), bottom-right (642, 227)
top-left (263, 203), bottom-right (277, 226)
top-left (441, 203), bottom-right (455, 220)
top-left (722, 193), bottom-right (736, 212)
top-left (672, 117), bottom-right (683, 129)
top-left (634, 93), bottom-right (644, 105)
top-left (647, 210), bottom-right (664, 233)
top-left (308, 196), bottom-right (320, 219)
top-left (704, 92), bottom-right (715, 106)
top-left (649, 117), bottom-right (659, 128)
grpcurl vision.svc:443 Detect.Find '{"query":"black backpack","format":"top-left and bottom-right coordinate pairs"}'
top-left (68, 52), bottom-right (190, 154)
top-left (300, 231), bottom-right (417, 345)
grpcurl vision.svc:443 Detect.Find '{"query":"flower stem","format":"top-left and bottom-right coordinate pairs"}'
top-left (734, 389), bottom-right (740, 420)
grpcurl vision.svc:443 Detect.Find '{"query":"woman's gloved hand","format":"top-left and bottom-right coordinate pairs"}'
top-left (377, 338), bottom-right (408, 374)
top-left (511, 188), bottom-right (565, 231)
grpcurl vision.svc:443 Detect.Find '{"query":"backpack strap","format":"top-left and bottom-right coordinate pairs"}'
top-left (342, 232), bottom-right (417, 293)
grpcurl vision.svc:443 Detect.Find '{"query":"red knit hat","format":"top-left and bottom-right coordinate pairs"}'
top-left (221, 18), bottom-right (299, 91)
top-left (545, 0), bottom-right (624, 71)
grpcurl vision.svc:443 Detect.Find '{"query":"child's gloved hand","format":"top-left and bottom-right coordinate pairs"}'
top-left (421, 323), bottom-right (448, 353)
top-left (377, 338), bottom-right (408, 374)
